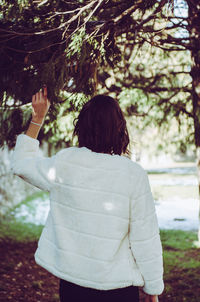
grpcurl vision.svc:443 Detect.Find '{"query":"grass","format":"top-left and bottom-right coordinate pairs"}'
top-left (0, 191), bottom-right (47, 241)
top-left (161, 230), bottom-right (200, 273)
top-left (0, 218), bottom-right (43, 242)
top-left (161, 229), bottom-right (197, 250)
top-left (160, 229), bottom-right (200, 302)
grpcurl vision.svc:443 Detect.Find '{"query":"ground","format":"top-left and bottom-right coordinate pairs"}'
top-left (0, 234), bottom-right (200, 302)
top-left (0, 239), bottom-right (59, 302)
top-left (0, 219), bottom-right (200, 302)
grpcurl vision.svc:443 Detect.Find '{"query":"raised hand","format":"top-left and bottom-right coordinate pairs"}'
top-left (32, 86), bottom-right (50, 124)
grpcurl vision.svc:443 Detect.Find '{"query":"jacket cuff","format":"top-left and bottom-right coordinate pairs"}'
top-left (143, 278), bottom-right (164, 295)
top-left (15, 134), bottom-right (39, 151)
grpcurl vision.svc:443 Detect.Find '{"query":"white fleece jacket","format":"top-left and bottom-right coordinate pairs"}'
top-left (11, 134), bottom-right (164, 295)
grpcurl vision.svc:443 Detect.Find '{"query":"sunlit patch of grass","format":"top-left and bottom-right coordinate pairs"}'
top-left (0, 219), bottom-right (43, 242)
top-left (160, 229), bottom-right (197, 250)
top-left (163, 250), bottom-right (181, 274)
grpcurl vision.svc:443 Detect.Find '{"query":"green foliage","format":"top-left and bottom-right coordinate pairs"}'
top-left (108, 42), bottom-right (195, 156)
top-left (0, 0), bottom-right (170, 148)
top-left (1, 0), bottom-right (149, 104)
top-left (0, 0), bottom-right (198, 157)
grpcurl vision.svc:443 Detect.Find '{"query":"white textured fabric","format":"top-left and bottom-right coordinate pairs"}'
top-left (11, 134), bottom-right (164, 295)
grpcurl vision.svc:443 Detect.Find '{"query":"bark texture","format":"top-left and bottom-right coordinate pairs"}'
top-left (188, 1), bottom-right (200, 241)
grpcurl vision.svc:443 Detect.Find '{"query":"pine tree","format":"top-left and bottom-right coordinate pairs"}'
top-left (0, 0), bottom-right (168, 146)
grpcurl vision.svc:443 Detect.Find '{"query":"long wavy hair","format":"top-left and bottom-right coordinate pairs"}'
top-left (73, 95), bottom-right (131, 156)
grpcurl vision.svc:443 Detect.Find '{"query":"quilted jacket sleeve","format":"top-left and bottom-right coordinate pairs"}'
top-left (11, 134), bottom-right (57, 192)
top-left (129, 168), bottom-right (164, 295)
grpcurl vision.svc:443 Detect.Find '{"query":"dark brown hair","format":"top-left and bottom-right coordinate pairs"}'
top-left (73, 95), bottom-right (131, 156)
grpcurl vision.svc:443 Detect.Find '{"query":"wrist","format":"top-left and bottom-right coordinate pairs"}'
top-left (31, 117), bottom-right (45, 124)
top-left (31, 121), bottom-right (43, 127)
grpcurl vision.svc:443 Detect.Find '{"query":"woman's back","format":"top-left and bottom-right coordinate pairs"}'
top-left (36, 145), bottom-right (144, 288)
top-left (11, 91), bottom-right (164, 300)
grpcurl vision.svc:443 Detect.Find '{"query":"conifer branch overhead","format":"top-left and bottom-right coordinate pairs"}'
top-left (0, 0), bottom-right (170, 103)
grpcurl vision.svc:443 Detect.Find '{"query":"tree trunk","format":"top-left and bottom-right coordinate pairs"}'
top-left (188, 1), bottom-right (200, 242)
top-left (192, 90), bottom-right (200, 242)
top-left (197, 147), bottom-right (200, 241)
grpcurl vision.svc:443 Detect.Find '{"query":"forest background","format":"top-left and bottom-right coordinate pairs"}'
top-left (1, 0), bottom-right (200, 233)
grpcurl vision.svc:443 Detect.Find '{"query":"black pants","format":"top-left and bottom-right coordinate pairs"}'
top-left (59, 279), bottom-right (139, 302)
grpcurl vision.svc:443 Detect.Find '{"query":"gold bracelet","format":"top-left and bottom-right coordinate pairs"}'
top-left (31, 121), bottom-right (43, 126)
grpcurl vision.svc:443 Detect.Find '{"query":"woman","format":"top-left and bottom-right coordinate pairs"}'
top-left (11, 87), bottom-right (164, 302)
